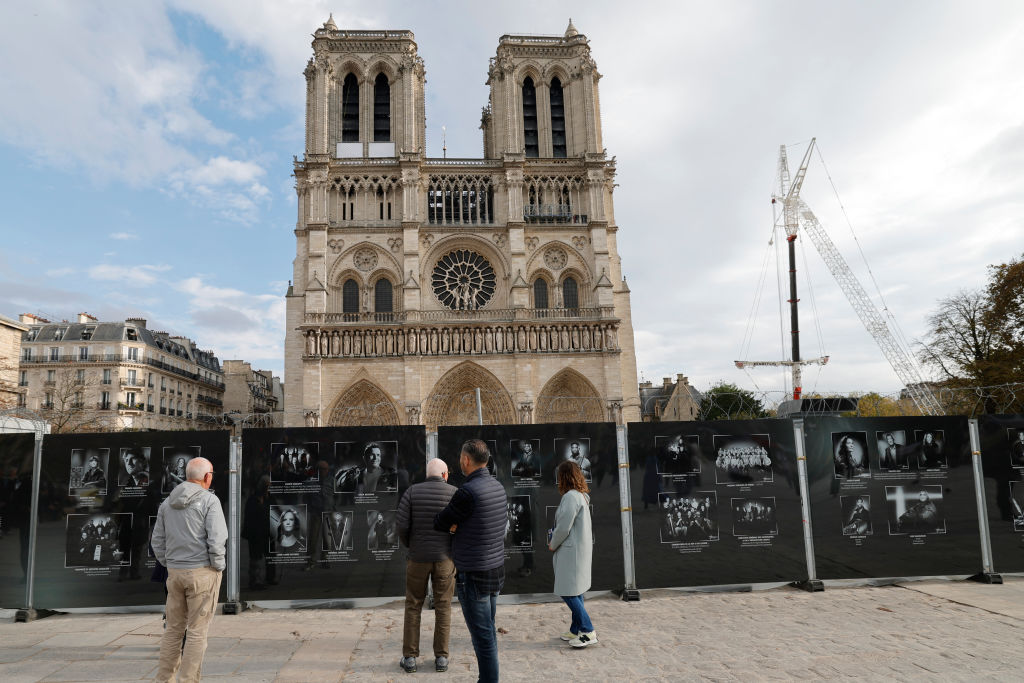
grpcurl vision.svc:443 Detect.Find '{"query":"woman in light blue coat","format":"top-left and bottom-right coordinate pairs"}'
top-left (548, 460), bottom-right (596, 648)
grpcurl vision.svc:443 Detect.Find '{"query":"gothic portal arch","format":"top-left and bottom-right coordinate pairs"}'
top-left (327, 379), bottom-right (401, 426)
top-left (535, 368), bottom-right (605, 423)
top-left (423, 361), bottom-right (516, 430)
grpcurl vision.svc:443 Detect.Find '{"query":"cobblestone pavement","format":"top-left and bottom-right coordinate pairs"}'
top-left (2, 578), bottom-right (1023, 682)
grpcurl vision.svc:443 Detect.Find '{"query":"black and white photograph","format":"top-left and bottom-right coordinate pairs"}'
top-left (510, 438), bottom-right (542, 480)
top-left (504, 495), bottom-right (533, 550)
top-left (913, 430), bottom-right (947, 470)
top-left (1010, 429), bottom-right (1024, 469)
top-left (118, 447), bottom-right (151, 488)
top-left (658, 491), bottom-right (719, 542)
top-left (731, 497), bottom-right (778, 536)
top-left (885, 485), bottom-right (946, 535)
top-left (1009, 482), bottom-right (1024, 532)
top-left (65, 513), bottom-right (132, 568)
top-left (69, 448), bottom-right (109, 495)
top-left (832, 432), bottom-right (870, 479)
top-left (270, 504), bottom-right (308, 554)
top-left (875, 430), bottom-right (908, 471)
top-left (162, 446), bottom-right (201, 494)
top-left (334, 441), bottom-right (398, 494)
top-left (841, 495), bottom-right (873, 536)
top-left (366, 510), bottom-right (399, 551)
top-left (554, 438), bottom-right (592, 482)
top-left (271, 442), bottom-right (321, 483)
top-left (713, 434), bottom-right (772, 485)
top-left (655, 434), bottom-right (700, 476)
top-left (321, 511), bottom-right (354, 552)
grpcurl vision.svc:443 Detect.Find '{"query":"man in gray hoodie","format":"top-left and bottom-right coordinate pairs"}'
top-left (151, 456), bottom-right (227, 683)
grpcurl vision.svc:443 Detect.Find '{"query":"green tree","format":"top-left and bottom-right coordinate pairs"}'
top-left (699, 382), bottom-right (769, 420)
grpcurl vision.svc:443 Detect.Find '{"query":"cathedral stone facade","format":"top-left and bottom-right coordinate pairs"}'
top-left (284, 18), bottom-right (640, 429)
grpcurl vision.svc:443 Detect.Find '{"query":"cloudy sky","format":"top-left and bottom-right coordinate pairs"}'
top-left (1, 0), bottom-right (1022, 398)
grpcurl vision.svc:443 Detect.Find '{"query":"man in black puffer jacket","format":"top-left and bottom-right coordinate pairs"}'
top-left (397, 458), bottom-right (457, 674)
top-left (434, 439), bottom-right (507, 683)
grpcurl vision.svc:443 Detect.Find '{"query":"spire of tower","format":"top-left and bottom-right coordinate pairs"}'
top-left (323, 13), bottom-right (338, 30)
top-left (564, 18), bottom-right (578, 38)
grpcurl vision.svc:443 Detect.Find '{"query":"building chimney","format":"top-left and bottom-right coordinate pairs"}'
top-left (677, 374), bottom-right (688, 385)
top-left (125, 317), bottom-right (147, 328)
top-left (19, 313), bottom-right (49, 324)
top-left (662, 377), bottom-right (673, 389)
top-left (78, 312), bottom-right (98, 323)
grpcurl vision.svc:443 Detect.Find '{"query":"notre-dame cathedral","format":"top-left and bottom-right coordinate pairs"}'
top-left (284, 17), bottom-right (640, 429)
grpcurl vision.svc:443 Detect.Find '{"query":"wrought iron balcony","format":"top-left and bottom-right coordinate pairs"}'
top-left (117, 402), bottom-right (145, 412)
top-left (120, 377), bottom-right (145, 388)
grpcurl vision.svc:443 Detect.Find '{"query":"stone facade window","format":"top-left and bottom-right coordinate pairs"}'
top-left (342, 73), bottom-right (359, 142)
top-left (373, 73), bottom-right (390, 142)
top-left (431, 250), bottom-right (496, 310)
top-left (342, 279), bottom-right (360, 316)
top-left (534, 278), bottom-right (548, 309)
top-left (562, 276), bottom-right (579, 310)
top-left (522, 77), bottom-right (539, 157)
top-left (550, 77), bottom-right (566, 158)
top-left (374, 279), bottom-right (393, 314)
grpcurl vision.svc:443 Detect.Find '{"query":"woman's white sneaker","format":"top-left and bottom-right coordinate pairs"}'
top-left (569, 631), bottom-right (597, 648)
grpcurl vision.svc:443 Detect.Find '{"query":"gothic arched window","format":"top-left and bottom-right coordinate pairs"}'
top-left (374, 279), bottom-right (393, 313)
top-left (522, 77), bottom-right (539, 158)
top-left (562, 276), bottom-right (579, 310)
top-left (373, 73), bottom-right (390, 142)
top-left (550, 77), bottom-right (566, 158)
top-left (342, 73), bottom-right (359, 142)
top-left (534, 278), bottom-right (548, 309)
top-left (342, 278), bottom-right (360, 315)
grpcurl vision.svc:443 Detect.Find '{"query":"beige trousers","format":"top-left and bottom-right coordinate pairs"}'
top-left (403, 558), bottom-right (456, 658)
top-left (156, 566), bottom-right (222, 683)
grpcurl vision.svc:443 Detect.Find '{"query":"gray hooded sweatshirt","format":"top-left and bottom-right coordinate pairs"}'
top-left (152, 481), bottom-right (228, 571)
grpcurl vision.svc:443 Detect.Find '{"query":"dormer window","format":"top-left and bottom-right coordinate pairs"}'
top-left (81, 326), bottom-right (95, 340)
top-left (126, 328), bottom-right (138, 341)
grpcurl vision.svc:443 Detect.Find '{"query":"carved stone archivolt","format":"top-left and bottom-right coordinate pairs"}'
top-left (535, 368), bottom-right (605, 424)
top-left (302, 322), bottom-right (618, 359)
top-left (543, 246), bottom-right (567, 271)
top-left (327, 379), bottom-right (401, 426)
top-left (422, 361), bottom-right (516, 430)
top-left (353, 248), bottom-right (378, 271)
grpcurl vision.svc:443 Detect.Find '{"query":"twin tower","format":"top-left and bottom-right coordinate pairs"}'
top-left (285, 18), bottom-right (640, 429)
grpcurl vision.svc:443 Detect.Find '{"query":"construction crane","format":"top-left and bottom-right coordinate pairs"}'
top-left (735, 142), bottom-right (829, 400)
top-left (738, 139), bottom-right (942, 415)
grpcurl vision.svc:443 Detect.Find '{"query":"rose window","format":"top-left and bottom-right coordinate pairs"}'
top-left (432, 250), bottom-right (496, 310)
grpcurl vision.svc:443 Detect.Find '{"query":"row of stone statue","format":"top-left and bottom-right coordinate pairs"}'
top-left (303, 321), bottom-right (619, 358)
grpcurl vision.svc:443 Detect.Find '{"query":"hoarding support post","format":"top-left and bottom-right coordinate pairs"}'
top-left (16, 428), bottom-right (55, 623)
top-left (223, 435), bottom-right (247, 614)
top-left (790, 419), bottom-right (824, 592)
top-left (967, 419), bottom-right (1001, 584)
top-left (616, 424), bottom-right (640, 601)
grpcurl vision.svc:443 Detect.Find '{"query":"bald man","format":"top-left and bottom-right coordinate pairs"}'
top-left (152, 457), bottom-right (227, 683)
top-left (395, 458), bottom-right (458, 673)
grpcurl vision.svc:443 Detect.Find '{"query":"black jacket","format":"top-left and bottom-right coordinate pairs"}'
top-left (396, 476), bottom-right (457, 562)
top-left (434, 468), bottom-right (507, 572)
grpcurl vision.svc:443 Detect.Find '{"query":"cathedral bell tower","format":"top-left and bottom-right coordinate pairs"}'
top-left (284, 18), bottom-right (640, 429)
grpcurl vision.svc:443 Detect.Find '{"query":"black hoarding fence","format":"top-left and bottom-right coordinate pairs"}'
top-left (626, 420), bottom-right (809, 590)
top-left (437, 423), bottom-right (625, 598)
top-left (33, 430), bottom-right (232, 610)
top-left (3, 412), bottom-right (1021, 614)
top-left (800, 416), bottom-right (984, 581)
top-left (238, 425), bottom-right (427, 604)
top-left (975, 415), bottom-right (1024, 575)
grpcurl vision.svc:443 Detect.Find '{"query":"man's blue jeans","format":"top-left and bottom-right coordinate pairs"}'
top-left (456, 572), bottom-right (499, 682)
top-left (561, 594), bottom-right (594, 635)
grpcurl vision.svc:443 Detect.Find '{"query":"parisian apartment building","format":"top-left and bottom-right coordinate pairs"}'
top-left (0, 313), bottom-right (28, 409)
top-left (285, 18), bottom-right (640, 429)
top-left (222, 360), bottom-right (284, 427)
top-left (16, 313), bottom-right (225, 431)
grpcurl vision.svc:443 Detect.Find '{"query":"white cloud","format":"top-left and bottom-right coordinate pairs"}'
top-left (89, 264), bottom-right (172, 286)
top-left (45, 267), bottom-right (76, 278)
top-left (109, 232), bottom-right (139, 241)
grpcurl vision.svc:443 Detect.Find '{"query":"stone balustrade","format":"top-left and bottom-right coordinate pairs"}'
top-left (301, 320), bottom-right (619, 359)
